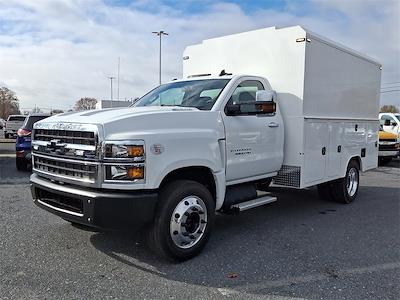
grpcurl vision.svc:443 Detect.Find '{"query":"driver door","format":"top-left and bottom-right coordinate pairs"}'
top-left (222, 79), bottom-right (284, 183)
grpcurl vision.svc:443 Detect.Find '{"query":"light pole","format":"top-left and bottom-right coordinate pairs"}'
top-left (152, 30), bottom-right (168, 85)
top-left (108, 76), bottom-right (115, 101)
top-left (117, 57), bottom-right (120, 101)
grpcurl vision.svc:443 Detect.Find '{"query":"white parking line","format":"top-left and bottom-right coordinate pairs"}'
top-left (225, 262), bottom-right (400, 293)
top-left (0, 154), bottom-right (15, 158)
top-left (217, 287), bottom-right (305, 299)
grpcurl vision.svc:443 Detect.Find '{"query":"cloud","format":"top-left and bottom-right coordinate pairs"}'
top-left (0, 0), bottom-right (399, 111)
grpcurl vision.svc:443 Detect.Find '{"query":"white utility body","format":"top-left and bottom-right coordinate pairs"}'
top-left (183, 25), bottom-right (381, 188)
top-left (30, 26), bottom-right (381, 261)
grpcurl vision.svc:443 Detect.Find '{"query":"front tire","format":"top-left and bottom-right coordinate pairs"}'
top-left (331, 160), bottom-right (360, 204)
top-left (255, 178), bottom-right (273, 191)
top-left (148, 180), bottom-right (215, 261)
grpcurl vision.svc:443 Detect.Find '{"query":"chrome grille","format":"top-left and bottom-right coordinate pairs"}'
top-left (32, 125), bottom-right (99, 160)
top-left (34, 129), bottom-right (96, 145)
top-left (31, 123), bottom-right (101, 186)
top-left (33, 155), bottom-right (97, 183)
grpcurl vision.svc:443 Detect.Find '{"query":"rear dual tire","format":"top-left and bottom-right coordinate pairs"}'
top-left (318, 160), bottom-right (360, 204)
top-left (147, 180), bottom-right (215, 262)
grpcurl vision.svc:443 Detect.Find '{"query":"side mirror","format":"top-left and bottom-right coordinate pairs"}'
top-left (256, 90), bottom-right (275, 102)
top-left (226, 104), bottom-right (241, 115)
top-left (255, 90), bottom-right (277, 114)
top-left (391, 122), bottom-right (397, 127)
top-left (384, 119), bottom-right (391, 126)
top-left (226, 90), bottom-right (277, 116)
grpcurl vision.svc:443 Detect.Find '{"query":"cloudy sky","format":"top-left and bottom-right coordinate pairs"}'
top-left (0, 0), bottom-right (399, 111)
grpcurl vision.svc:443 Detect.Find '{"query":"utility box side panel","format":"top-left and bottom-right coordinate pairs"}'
top-left (341, 120), bottom-right (378, 172)
top-left (300, 119), bottom-right (378, 188)
top-left (303, 35), bottom-right (381, 120)
top-left (302, 120), bottom-right (329, 185)
top-left (364, 121), bottom-right (379, 170)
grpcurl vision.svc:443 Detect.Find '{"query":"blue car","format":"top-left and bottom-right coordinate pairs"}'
top-left (16, 113), bottom-right (50, 171)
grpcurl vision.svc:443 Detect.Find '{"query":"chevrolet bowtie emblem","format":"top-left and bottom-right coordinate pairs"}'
top-left (50, 139), bottom-right (61, 147)
top-left (48, 139), bottom-right (66, 150)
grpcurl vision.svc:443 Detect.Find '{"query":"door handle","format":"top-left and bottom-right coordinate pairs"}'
top-left (268, 122), bottom-right (279, 128)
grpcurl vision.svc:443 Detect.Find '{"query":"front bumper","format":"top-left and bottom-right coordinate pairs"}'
top-left (16, 149), bottom-right (31, 160)
top-left (30, 173), bottom-right (158, 230)
top-left (378, 150), bottom-right (399, 157)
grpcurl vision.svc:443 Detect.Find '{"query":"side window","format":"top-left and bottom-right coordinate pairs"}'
top-left (227, 80), bottom-right (264, 106)
top-left (380, 115), bottom-right (395, 126)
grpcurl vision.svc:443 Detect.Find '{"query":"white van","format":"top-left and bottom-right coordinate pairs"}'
top-left (379, 113), bottom-right (400, 139)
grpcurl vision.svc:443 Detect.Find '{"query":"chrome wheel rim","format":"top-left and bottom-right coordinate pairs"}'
top-left (170, 196), bottom-right (208, 249)
top-left (346, 167), bottom-right (358, 197)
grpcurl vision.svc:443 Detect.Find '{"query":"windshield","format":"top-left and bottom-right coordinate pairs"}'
top-left (8, 116), bottom-right (26, 122)
top-left (134, 79), bottom-right (230, 110)
top-left (23, 116), bottom-right (49, 130)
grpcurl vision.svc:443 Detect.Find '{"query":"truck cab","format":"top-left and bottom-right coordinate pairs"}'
top-left (379, 113), bottom-right (400, 139)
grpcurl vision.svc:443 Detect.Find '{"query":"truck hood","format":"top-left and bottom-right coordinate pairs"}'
top-left (35, 106), bottom-right (225, 141)
top-left (379, 130), bottom-right (397, 140)
top-left (42, 106), bottom-right (200, 125)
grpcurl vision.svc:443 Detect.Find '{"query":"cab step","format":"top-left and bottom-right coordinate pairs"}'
top-left (230, 195), bottom-right (277, 213)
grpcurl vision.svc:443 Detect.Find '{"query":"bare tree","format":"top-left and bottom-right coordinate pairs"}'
top-left (31, 106), bottom-right (41, 113)
top-left (74, 97), bottom-right (98, 111)
top-left (0, 87), bottom-right (20, 119)
top-left (380, 105), bottom-right (399, 113)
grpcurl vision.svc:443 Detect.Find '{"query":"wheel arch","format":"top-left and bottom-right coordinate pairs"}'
top-left (159, 166), bottom-right (218, 208)
top-left (341, 155), bottom-right (362, 177)
top-left (349, 156), bottom-right (362, 170)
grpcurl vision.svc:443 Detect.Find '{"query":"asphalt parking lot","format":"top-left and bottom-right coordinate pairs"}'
top-left (0, 141), bottom-right (399, 299)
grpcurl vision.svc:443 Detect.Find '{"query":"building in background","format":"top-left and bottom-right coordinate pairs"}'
top-left (95, 100), bottom-right (133, 110)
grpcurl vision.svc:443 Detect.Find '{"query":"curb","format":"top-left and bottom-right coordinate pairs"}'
top-left (0, 139), bottom-right (16, 143)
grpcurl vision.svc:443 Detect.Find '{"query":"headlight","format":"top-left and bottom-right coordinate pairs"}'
top-left (105, 164), bottom-right (145, 181)
top-left (103, 140), bottom-right (145, 182)
top-left (104, 141), bottom-right (145, 160)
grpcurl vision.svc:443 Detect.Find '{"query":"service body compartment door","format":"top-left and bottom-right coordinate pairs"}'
top-left (303, 121), bottom-right (329, 184)
top-left (327, 123), bottom-right (343, 178)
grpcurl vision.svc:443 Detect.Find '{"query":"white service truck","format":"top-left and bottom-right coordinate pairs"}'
top-left (379, 112), bottom-right (400, 139)
top-left (30, 26), bottom-right (381, 261)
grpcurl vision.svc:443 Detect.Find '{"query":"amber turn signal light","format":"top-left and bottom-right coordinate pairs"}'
top-left (127, 145), bottom-right (144, 157)
top-left (127, 166), bottom-right (144, 179)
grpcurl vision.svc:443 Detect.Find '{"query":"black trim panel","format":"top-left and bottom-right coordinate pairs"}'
top-left (30, 173), bottom-right (158, 229)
